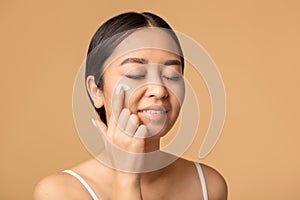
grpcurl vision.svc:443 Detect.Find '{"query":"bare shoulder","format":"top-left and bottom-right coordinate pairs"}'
top-left (200, 163), bottom-right (228, 200)
top-left (33, 171), bottom-right (92, 200)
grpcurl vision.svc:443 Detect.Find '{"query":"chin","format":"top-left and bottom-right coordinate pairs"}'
top-left (143, 122), bottom-right (174, 139)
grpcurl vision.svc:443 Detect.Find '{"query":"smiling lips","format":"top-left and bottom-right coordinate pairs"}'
top-left (137, 105), bottom-right (168, 122)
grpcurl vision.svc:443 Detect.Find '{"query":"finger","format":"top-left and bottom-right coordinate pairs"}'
top-left (112, 84), bottom-right (126, 121)
top-left (125, 114), bottom-right (139, 136)
top-left (117, 108), bottom-right (130, 131)
top-left (134, 125), bottom-right (148, 138)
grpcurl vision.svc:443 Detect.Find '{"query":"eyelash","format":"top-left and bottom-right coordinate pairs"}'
top-left (125, 75), bottom-right (145, 80)
top-left (126, 74), bottom-right (181, 81)
top-left (163, 75), bottom-right (181, 81)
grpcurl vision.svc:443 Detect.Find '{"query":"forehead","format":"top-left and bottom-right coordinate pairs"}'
top-left (105, 27), bottom-right (180, 66)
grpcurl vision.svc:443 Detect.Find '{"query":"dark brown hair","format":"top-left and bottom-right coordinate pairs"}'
top-left (86, 12), bottom-right (184, 124)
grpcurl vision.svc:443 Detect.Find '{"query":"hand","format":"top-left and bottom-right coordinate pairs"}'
top-left (96, 85), bottom-right (148, 171)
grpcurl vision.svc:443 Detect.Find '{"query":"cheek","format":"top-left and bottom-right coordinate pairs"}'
top-left (126, 88), bottom-right (145, 110)
top-left (113, 78), bottom-right (144, 108)
top-left (101, 91), bottom-right (112, 119)
top-left (102, 73), bottom-right (122, 103)
top-left (170, 96), bottom-right (182, 120)
top-left (167, 83), bottom-right (185, 107)
top-left (103, 77), bottom-right (142, 115)
top-left (101, 84), bottom-right (118, 118)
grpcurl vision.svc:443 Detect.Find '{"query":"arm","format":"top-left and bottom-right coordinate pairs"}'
top-left (202, 164), bottom-right (228, 200)
top-left (96, 86), bottom-right (147, 200)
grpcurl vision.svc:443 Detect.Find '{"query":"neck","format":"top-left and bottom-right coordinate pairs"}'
top-left (140, 152), bottom-right (178, 185)
top-left (98, 138), bottom-right (178, 182)
top-left (141, 139), bottom-right (177, 183)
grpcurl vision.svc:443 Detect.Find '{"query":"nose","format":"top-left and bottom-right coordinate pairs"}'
top-left (143, 65), bottom-right (169, 99)
top-left (144, 82), bottom-right (168, 99)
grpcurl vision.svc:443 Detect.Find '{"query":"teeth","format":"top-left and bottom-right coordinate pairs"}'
top-left (139, 110), bottom-right (166, 114)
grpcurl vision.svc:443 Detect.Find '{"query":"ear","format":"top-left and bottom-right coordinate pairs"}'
top-left (86, 75), bottom-right (104, 108)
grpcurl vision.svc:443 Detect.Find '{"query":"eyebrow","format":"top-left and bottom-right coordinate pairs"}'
top-left (164, 59), bottom-right (181, 66)
top-left (120, 57), bottom-right (181, 66)
top-left (120, 58), bottom-right (148, 65)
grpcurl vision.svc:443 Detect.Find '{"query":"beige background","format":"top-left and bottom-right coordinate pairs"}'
top-left (1, 0), bottom-right (299, 199)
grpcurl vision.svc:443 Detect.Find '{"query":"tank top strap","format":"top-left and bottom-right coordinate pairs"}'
top-left (194, 162), bottom-right (208, 200)
top-left (63, 164), bottom-right (207, 200)
top-left (63, 169), bottom-right (99, 200)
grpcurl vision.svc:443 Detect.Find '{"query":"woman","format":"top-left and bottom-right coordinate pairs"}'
top-left (34, 12), bottom-right (227, 200)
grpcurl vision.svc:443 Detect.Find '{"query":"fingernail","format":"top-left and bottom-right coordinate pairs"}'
top-left (91, 118), bottom-right (98, 128)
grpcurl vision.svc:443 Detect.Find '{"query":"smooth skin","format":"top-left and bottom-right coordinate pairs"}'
top-left (34, 28), bottom-right (227, 200)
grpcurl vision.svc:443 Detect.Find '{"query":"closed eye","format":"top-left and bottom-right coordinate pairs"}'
top-left (125, 74), bottom-right (145, 80)
top-left (163, 75), bottom-right (182, 81)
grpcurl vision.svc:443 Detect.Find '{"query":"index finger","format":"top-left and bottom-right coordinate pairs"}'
top-left (112, 84), bottom-right (128, 121)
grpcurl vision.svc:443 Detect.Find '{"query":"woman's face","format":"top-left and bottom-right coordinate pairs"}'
top-left (97, 28), bottom-right (185, 138)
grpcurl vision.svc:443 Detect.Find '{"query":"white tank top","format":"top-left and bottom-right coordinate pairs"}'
top-left (63, 162), bottom-right (208, 200)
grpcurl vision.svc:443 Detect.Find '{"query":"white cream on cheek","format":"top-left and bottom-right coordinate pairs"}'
top-left (115, 83), bottom-right (130, 94)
